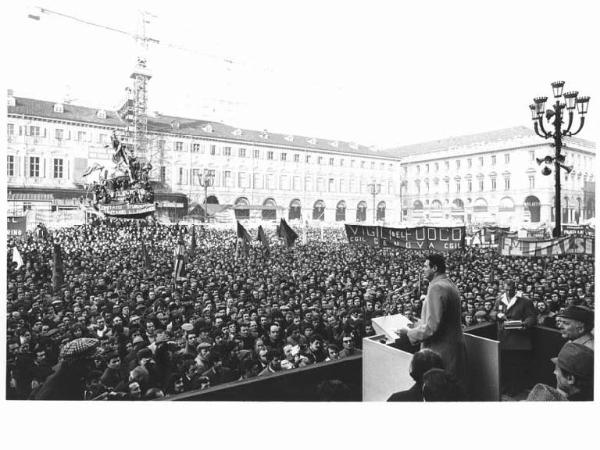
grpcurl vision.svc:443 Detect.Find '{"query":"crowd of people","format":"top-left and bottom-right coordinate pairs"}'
top-left (6, 219), bottom-right (595, 400)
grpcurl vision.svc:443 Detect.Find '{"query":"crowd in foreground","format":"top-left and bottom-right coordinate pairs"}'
top-left (6, 219), bottom-right (595, 400)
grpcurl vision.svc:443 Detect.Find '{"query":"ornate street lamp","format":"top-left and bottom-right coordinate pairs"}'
top-left (199, 168), bottom-right (215, 223)
top-left (531, 81), bottom-right (590, 237)
top-left (367, 182), bottom-right (381, 223)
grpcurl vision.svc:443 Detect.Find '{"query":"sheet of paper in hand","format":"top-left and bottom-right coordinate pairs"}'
top-left (371, 314), bottom-right (413, 343)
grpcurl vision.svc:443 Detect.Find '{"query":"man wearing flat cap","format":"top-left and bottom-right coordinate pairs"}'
top-left (35, 337), bottom-right (101, 400)
top-left (527, 342), bottom-right (594, 401)
top-left (556, 306), bottom-right (594, 349)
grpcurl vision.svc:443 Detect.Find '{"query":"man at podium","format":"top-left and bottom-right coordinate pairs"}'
top-left (398, 254), bottom-right (467, 389)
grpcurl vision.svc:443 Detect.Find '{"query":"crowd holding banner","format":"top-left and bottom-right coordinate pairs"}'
top-left (345, 224), bottom-right (465, 251)
top-left (5, 217), bottom-right (595, 400)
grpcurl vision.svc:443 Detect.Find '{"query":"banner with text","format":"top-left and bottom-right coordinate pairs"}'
top-left (345, 224), bottom-right (465, 251)
top-left (563, 225), bottom-right (595, 237)
top-left (466, 226), bottom-right (514, 247)
top-left (498, 234), bottom-right (595, 257)
top-left (7, 216), bottom-right (27, 240)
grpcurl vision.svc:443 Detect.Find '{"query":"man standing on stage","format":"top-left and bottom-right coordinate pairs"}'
top-left (398, 254), bottom-right (466, 389)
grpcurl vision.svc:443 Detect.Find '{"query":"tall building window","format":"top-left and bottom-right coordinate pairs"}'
top-left (340, 159), bottom-right (344, 167)
top-left (7, 124), bottom-right (14, 135)
top-left (445, 180), bottom-right (450, 192)
top-left (239, 148), bottom-right (246, 158)
top-left (468, 180), bottom-right (472, 192)
top-left (351, 160), bottom-right (356, 168)
top-left (467, 159), bottom-right (472, 168)
top-left (223, 170), bottom-right (232, 187)
top-left (479, 157), bottom-right (484, 166)
top-left (491, 155), bottom-right (496, 165)
top-left (178, 167), bottom-right (184, 184)
top-left (456, 181), bottom-right (461, 193)
top-left (434, 162), bottom-right (439, 171)
top-left (238, 172), bottom-right (247, 188)
top-left (294, 154), bottom-right (300, 163)
top-left (504, 177), bottom-right (510, 190)
top-left (7, 155), bottom-right (15, 176)
top-left (426, 164), bottom-right (430, 173)
top-left (479, 179), bottom-right (484, 191)
top-left (77, 131), bottom-right (86, 141)
top-left (529, 151), bottom-right (535, 161)
top-left (417, 165), bottom-right (420, 174)
top-left (318, 156), bottom-right (323, 165)
top-left (160, 166), bottom-right (166, 183)
top-left (281, 153), bottom-right (287, 161)
top-left (223, 147), bottom-right (231, 156)
top-left (305, 155), bottom-right (311, 163)
top-left (29, 157), bottom-right (40, 177)
top-left (30, 126), bottom-right (41, 137)
top-left (328, 178), bottom-right (335, 192)
top-left (445, 161), bottom-right (449, 170)
top-left (491, 178), bottom-right (497, 191)
top-left (253, 149), bottom-right (260, 159)
top-left (505, 153), bottom-right (510, 164)
top-left (53, 158), bottom-right (63, 178)
top-left (55, 129), bottom-right (64, 140)
top-left (267, 151), bottom-right (274, 160)
top-left (329, 157), bottom-right (334, 166)
top-left (210, 145), bottom-right (216, 155)
top-left (456, 160), bottom-right (461, 169)
top-left (192, 143), bottom-right (201, 153)
top-left (529, 175), bottom-right (535, 189)
top-left (158, 140), bottom-right (165, 151)
top-left (176, 141), bottom-right (184, 151)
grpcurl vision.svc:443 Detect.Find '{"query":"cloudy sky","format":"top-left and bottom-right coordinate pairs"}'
top-left (4, 0), bottom-right (598, 148)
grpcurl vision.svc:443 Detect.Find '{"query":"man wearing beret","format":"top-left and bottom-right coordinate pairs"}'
top-left (527, 342), bottom-right (594, 401)
top-left (556, 306), bottom-right (594, 349)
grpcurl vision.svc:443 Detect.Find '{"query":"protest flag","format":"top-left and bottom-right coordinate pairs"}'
top-left (279, 218), bottom-right (299, 248)
top-left (12, 246), bottom-right (24, 270)
top-left (190, 225), bottom-right (197, 255)
top-left (141, 240), bottom-right (151, 268)
top-left (257, 225), bottom-right (270, 256)
top-left (173, 239), bottom-right (187, 281)
top-left (52, 243), bottom-right (64, 293)
top-left (237, 221), bottom-right (252, 257)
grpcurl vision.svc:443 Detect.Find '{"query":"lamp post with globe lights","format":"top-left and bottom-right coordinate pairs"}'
top-left (530, 81), bottom-right (590, 237)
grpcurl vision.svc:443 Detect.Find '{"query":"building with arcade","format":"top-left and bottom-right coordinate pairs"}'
top-left (387, 127), bottom-right (596, 228)
top-left (6, 90), bottom-right (401, 224)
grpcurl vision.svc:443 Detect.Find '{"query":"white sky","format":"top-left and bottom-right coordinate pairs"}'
top-left (4, 0), bottom-right (599, 148)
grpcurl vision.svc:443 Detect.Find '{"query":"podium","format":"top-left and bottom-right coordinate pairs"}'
top-left (364, 317), bottom-right (566, 401)
top-left (363, 317), bottom-right (501, 401)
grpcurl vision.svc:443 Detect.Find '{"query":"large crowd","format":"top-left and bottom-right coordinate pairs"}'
top-left (6, 219), bottom-right (595, 400)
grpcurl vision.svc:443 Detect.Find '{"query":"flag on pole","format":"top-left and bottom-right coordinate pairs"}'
top-left (173, 239), bottom-right (187, 281)
top-left (237, 221), bottom-right (252, 257)
top-left (52, 243), bottom-right (64, 293)
top-left (190, 226), bottom-right (197, 255)
top-left (141, 241), bottom-right (151, 268)
top-left (279, 218), bottom-right (299, 248)
top-left (257, 225), bottom-right (270, 256)
top-left (12, 246), bottom-right (23, 270)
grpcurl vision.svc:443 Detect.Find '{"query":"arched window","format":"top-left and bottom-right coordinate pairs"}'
top-left (336, 200), bottom-right (346, 222)
top-left (413, 200), bottom-right (423, 210)
top-left (313, 200), bottom-right (326, 221)
top-left (376, 201), bottom-right (386, 221)
top-left (499, 197), bottom-right (515, 212)
top-left (262, 198), bottom-right (277, 220)
top-left (431, 200), bottom-right (442, 210)
top-left (234, 197), bottom-right (250, 220)
top-left (289, 199), bottom-right (302, 220)
top-left (473, 198), bottom-right (488, 212)
top-left (356, 201), bottom-right (367, 222)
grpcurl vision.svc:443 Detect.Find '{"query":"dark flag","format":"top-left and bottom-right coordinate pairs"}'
top-left (141, 240), bottom-right (151, 268)
top-left (173, 239), bottom-right (186, 282)
top-left (52, 243), bottom-right (64, 293)
top-left (190, 226), bottom-right (197, 255)
top-left (237, 221), bottom-right (252, 257)
top-left (279, 218), bottom-right (298, 248)
top-left (257, 225), bottom-right (270, 256)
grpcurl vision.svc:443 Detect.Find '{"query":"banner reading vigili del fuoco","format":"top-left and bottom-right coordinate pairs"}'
top-left (345, 224), bottom-right (465, 251)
